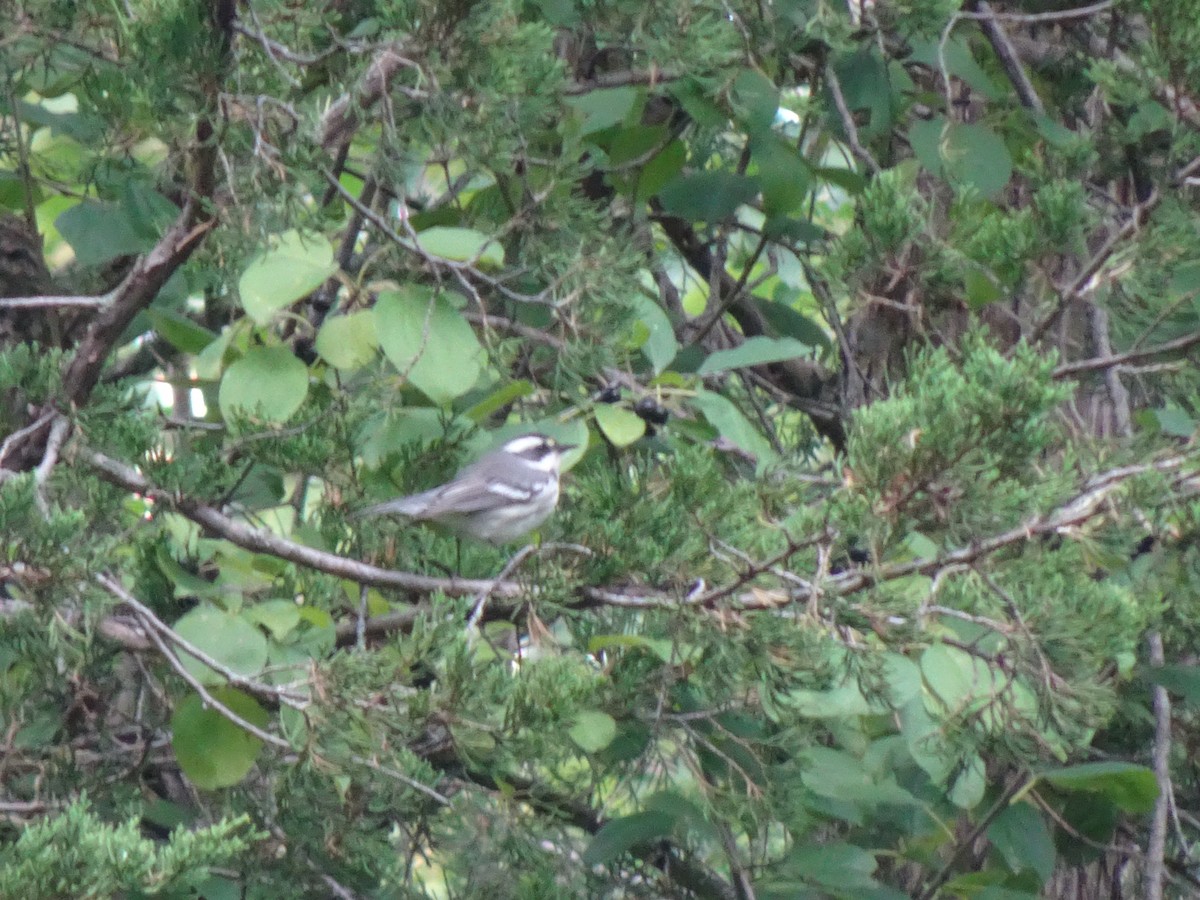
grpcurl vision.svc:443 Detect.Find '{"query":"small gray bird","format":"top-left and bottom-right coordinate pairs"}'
top-left (354, 433), bottom-right (575, 544)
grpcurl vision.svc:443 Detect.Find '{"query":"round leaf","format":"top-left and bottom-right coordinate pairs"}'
top-left (582, 811), bottom-right (675, 866)
top-left (569, 710), bottom-right (618, 753)
top-left (218, 346), bottom-right (309, 423)
top-left (171, 688), bottom-right (268, 789)
top-left (375, 286), bottom-right (483, 404)
top-left (594, 404), bottom-right (646, 447)
top-left (691, 390), bottom-right (777, 467)
top-left (697, 336), bottom-right (811, 375)
top-left (414, 226), bottom-right (504, 269)
top-left (315, 311), bottom-right (379, 370)
top-left (752, 133), bottom-right (811, 216)
top-left (242, 599), bottom-right (301, 641)
top-left (658, 172), bottom-right (758, 223)
top-left (239, 230), bottom-right (337, 324)
top-left (940, 122), bottom-right (1013, 197)
top-left (172, 604), bottom-right (269, 685)
top-left (1039, 762), bottom-right (1158, 814)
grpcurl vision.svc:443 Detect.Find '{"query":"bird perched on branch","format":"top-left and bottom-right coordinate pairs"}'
top-left (354, 433), bottom-right (575, 544)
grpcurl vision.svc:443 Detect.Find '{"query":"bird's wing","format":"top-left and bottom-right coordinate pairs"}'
top-left (419, 475), bottom-right (542, 517)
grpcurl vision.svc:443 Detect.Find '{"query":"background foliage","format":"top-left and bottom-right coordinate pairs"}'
top-left (3, 0), bottom-right (1200, 897)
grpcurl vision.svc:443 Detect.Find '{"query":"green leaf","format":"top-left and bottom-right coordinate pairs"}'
top-left (752, 131), bottom-right (810, 216)
top-left (697, 336), bottom-right (811, 374)
top-left (730, 69), bottom-right (779, 132)
top-left (988, 803), bottom-right (1055, 882)
top-left (908, 118), bottom-right (946, 177)
top-left (632, 139), bottom-right (687, 202)
top-left (582, 811), bottom-right (675, 866)
top-left (949, 754), bottom-right (986, 809)
top-left (801, 747), bottom-right (918, 807)
top-left (594, 403), bottom-right (646, 447)
top-left (1055, 795), bottom-right (1117, 864)
top-left (691, 390), bottom-right (777, 466)
top-left (566, 86), bottom-right (641, 135)
top-left (359, 407), bottom-right (455, 467)
top-left (909, 37), bottom-right (1003, 101)
top-left (606, 124), bottom-right (669, 165)
top-left (569, 710), bottom-right (617, 752)
top-left (1145, 664), bottom-right (1200, 704)
top-left (218, 346), bottom-right (309, 424)
top-left (658, 171), bottom-right (758, 223)
top-left (464, 380), bottom-right (535, 422)
top-left (238, 230), bottom-right (337, 324)
top-left (762, 215), bottom-right (827, 244)
top-left (783, 682), bottom-right (880, 718)
top-left (965, 266), bottom-right (1003, 310)
top-left (630, 295), bottom-right (678, 373)
top-left (883, 653), bottom-right (922, 707)
top-left (375, 285), bottom-right (483, 404)
top-left (56, 200), bottom-right (155, 265)
top-left (785, 841), bottom-right (879, 890)
top-left (941, 122), bottom-right (1013, 197)
top-left (899, 695), bottom-right (953, 782)
top-left (1033, 112), bottom-right (1077, 147)
top-left (242, 599), bottom-right (301, 641)
top-left (146, 309), bottom-right (217, 354)
top-left (315, 311), bottom-right (379, 370)
top-left (1151, 405), bottom-right (1194, 438)
top-left (413, 226), bottom-right (504, 268)
top-left (171, 688), bottom-right (267, 790)
top-left (922, 642), bottom-right (989, 712)
top-left (1170, 260), bottom-right (1200, 294)
top-left (830, 48), bottom-right (894, 139)
top-left (670, 78), bottom-right (728, 129)
top-left (1038, 762), bottom-right (1158, 814)
top-left (588, 633), bottom-right (678, 664)
top-left (758, 300), bottom-right (830, 350)
top-left (903, 530), bottom-right (938, 559)
top-left (172, 604), bottom-right (269, 685)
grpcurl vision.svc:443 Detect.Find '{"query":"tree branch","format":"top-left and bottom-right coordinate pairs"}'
top-left (85, 449), bottom-right (527, 599)
top-left (1145, 631), bottom-right (1170, 900)
top-left (967, 0), bottom-right (1044, 113)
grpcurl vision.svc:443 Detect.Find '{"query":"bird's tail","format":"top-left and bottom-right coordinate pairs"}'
top-left (349, 492), bottom-right (432, 520)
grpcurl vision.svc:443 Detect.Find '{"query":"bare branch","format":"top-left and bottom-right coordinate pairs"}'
top-left (0, 293), bottom-right (114, 309)
top-left (1053, 330), bottom-right (1200, 378)
top-left (968, 0), bottom-right (1044, 113)
top-left (1145, 631), bottom-right (1170, 900)
top-left (97, 574), bottom-right (308, 708)
top-left (825, 65), bottom-right (881, 175)
top-left (86, 449), bottom-right (527, 599)
top-left (32, 415), bottom-right (71, 515)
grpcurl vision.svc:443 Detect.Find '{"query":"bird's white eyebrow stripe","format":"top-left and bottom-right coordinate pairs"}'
top-left (503, 434), bottom-right (543, 451)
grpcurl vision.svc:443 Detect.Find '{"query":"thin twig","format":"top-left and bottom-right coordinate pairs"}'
top-left (467, 544), bottom-right (538, 633)
top-left (1053, 329), bottom-right (1200, 378)
top-left (32, 415), bottom-right (70, 515)
top-left (825, 65), bottom-right (881, 175)
top-left (968, 0), bottom-right (1044, 113)
top-left (0, 293), bottom-right (113, 309)
top-left (135, 609), bottom-right (293, 750)
top-left (97, 574), bottom-right (308, 708)
top-left (0, 411), bottom-right (55, 469)
top-left (348, 753), bottom-right (450, 805)
top-left (1146, 631), bottom-right (1170, 900)
top-left (956, 0), bottom-right (1113, 23)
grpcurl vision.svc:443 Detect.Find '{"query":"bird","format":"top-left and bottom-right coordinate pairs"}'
top-left (353, 433), bottom-right (576, 544)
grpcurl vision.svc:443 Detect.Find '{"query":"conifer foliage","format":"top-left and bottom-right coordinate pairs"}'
top-left (3, 0), bottom-right (1200, 896)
